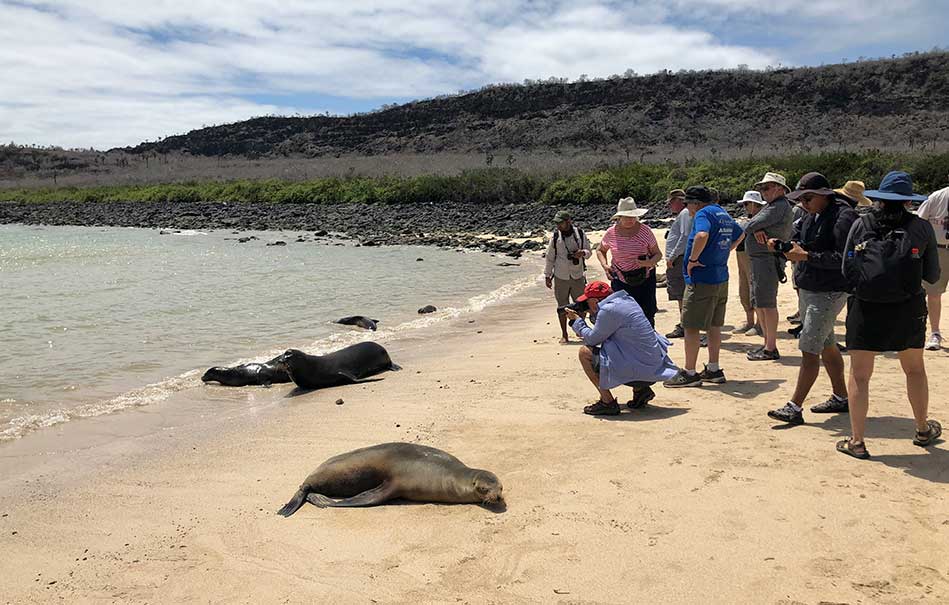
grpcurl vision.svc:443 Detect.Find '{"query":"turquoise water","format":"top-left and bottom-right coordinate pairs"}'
top-left (0, 225), bottom-right (539, 440)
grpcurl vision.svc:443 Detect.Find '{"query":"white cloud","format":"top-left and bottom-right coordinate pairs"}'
top-left (1, 0), bottom-right (945, 149)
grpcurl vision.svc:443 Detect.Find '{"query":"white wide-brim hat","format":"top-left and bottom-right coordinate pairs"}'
top-left (612, 196), bottom-right (648, 219)
top-left (739, 190), bottom-right (767, 205)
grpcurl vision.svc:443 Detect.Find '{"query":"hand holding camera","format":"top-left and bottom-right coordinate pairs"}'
top-left (769, 239), bottom-right (808, 262)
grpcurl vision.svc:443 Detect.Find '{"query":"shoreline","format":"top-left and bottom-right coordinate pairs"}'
top-left (1, 246), bottom-right (946, 603)
top-left (0, 200), bottom-right (678, 256)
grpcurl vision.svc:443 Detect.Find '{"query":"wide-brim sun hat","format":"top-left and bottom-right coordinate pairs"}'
top-left (787, 172), bottom-right (836, 201)
top-left (739, 190), bottom-right (766, 205)
top-left (754, 171), bottom-right (791, 193)
top-left (864, 171), bottom-right (928, 202)
top-left (664, 189), bottom-right (686, 204)
top-left (834, 181), bottom-right (872, 207)
top-left (612, 196), bottom-right (648, 219)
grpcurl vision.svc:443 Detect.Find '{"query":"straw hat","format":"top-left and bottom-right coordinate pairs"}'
top-left (664, 189), bottom-right (686, 204)
top-left (612, 197), bottom-right (648, 219)
top-left (834, 181), bottom-right (872, 207)
top-left (754, 172), bottom-right (791, 193)
top-left (738, 190), bottom-right (766, 205)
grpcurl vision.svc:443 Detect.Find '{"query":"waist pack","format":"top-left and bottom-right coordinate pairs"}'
top-left (619, 267), bottom-right (648, 286)
top-left (843, 214), bottom-right (922, 303)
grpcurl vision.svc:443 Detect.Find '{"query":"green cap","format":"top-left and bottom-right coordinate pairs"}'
top-left (554, 210), bottom-right (571, 223)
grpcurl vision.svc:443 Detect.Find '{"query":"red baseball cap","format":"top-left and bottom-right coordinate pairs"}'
top-left (576, 281), bottom-right (613, 302)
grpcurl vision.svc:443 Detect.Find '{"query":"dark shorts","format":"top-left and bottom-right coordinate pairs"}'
top-left (845, 294), bottom-right (927, 352)
top-left (681, 282), bottom-right (728, 330)
top-left (611, 272), bottom-right (657, 326)
top-left (666, 256), bottom-right (686, 301)
top-left (589, 346), bottom-right (654, 389)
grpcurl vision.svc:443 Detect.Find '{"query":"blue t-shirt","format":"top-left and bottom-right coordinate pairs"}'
top-left (683, 204), bottom-right (743, 285)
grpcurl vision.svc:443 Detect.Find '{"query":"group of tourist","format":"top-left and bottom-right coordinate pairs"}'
top-left (544, 170), bottom-right (947, 459)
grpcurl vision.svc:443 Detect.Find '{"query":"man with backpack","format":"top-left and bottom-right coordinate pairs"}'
top-left (765, 173), bottom-right (857, 426)
top-left (545, 210), bottom-right (592, 343)
top-left (836, 171), bottom-right (942, 459)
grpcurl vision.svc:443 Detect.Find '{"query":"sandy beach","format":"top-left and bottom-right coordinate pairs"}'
top-left (1, 248), bottom-right (948, 605)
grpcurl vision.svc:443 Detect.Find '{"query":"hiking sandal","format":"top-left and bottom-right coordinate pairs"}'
top-left (913, 420), bottom-right (942, 447)
top-left (583, 400), bottom-right (620, 416)
top-left (836, 439), bottom-right (870, 460)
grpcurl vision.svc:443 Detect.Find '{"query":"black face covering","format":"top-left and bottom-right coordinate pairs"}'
top-left (875, 200), bottom-right (910, 229)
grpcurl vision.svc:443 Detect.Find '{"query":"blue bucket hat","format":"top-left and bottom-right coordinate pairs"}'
top-left (864, 171), bottom-right (928, 202)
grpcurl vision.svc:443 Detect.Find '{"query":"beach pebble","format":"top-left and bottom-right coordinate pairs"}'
top-left (416, 258), bottom-right (424, 261)
top-left (418, 305), bottom-right (437, 314)
top-left (266, 240), bottom-right (287, 246)
top-left (335, 398), bottom-right (344, 405)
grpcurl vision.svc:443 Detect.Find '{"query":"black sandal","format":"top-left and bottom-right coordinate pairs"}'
top-left (913, 420), bottom-right (942, 447)
top-left (836, 439), bottom-right (870, 459)
top-left (627, 387), bottom-right (656, 410)
top-left (583, 400), bottom-right (620, 416)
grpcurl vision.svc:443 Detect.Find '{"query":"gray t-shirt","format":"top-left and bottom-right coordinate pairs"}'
top-left (744, 196), bottom-right (793, 257)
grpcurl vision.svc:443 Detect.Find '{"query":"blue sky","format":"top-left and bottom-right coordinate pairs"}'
top-left (2, 0), bottom-right (947, 149)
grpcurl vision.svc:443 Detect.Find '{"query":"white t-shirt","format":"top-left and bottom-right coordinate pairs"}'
top-left (917, 186), bottom-right (949, 245)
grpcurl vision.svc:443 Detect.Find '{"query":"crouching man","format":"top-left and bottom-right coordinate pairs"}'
top-left (564, 281), bottom-right (679, 416)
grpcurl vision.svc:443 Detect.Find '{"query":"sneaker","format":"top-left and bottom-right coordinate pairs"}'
top-left (747, 348), bottom-right (780, 361)
top-left (787, 312), bottom-right (801, 325)
top-left (767, 403), bottom-right (804, 425)
top-left (698, 365), bottom-right (726, 384)
top-left (627, 386), bottom-right (656, 409)
top-left (925, 333), bottom-right (943, 351)
top-left (810, 395), bottom-right (849, 414)
top-left (663, 370), bottom-right (703, 388)
top-left (699, 335), bottom-right (708, 348)
top-left (665, 324), bottom-right (685, 339)
top-left (744, 324), bottom-right (763, 337)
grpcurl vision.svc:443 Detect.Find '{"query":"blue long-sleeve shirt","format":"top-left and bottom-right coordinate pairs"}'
top-left (571, 291), bottom-right (679, 389)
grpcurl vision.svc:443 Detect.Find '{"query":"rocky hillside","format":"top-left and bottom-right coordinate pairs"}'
top-left (127, 52), bottom-right (949, 159)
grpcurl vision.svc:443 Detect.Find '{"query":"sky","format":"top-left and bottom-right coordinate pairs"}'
top-left (2, 0), bottom-right (947, 150)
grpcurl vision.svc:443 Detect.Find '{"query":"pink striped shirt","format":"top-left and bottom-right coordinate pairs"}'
top-left (601, 224), bottom-right (658, 280)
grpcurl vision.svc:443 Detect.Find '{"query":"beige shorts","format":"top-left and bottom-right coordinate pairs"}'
top-left (554, 277), bottom-right (586, 306)
top-left (923, 246), bottom-right (949, 294)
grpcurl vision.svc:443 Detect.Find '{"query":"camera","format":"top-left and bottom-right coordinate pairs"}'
top-left (772, 240), bottom-right (794, 254)
top-left (557, 300), bottom-right (589, 314)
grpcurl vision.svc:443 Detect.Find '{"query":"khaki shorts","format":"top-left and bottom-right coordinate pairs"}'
top-left (923, 246), bottom-right (949, 294)
top-left (554, 277), bottom-right (586, 306)
top-left (750, 254), bottom-right (783, 309)
top-left (681, 282), bottom-right (729, 330)
top-left (666, 256), bottom-right (686, 301)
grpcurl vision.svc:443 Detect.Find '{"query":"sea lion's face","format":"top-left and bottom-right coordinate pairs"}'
top-left (472, 470), bottom-right (503, 504)
top-left (201, 367), bottom-right (229, 383)
top-left (273, 349), bottom-right (305, 370)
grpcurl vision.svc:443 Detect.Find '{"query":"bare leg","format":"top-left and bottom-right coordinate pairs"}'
top-left (761, 307), bottom-right (779, 351)
top-left (557, 310), bottom-right (569, 342)
top-left (897, 348), bottom-right (930, 433)
top-left (790, 351), bottom-right (821, 405)
top-left (579, 346), bottom-right (615, 403)
top-left (928, 293), bottom-right (942, 334)
top-left (821, 343), bottom-right (848, 398)
top-left (707, 326), bottom-right (721, 365)
top-left (847, 351), bottom-right (876, 444)
top-left (683, 328), bottom-right (701, 372)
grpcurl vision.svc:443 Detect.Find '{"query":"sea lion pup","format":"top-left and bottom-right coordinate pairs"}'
top-left (273, 342), bottom-right (400, 390)
top-left (201, 355), bottom-right (291, 387)
top-left (277, 443), bottom-right (503, 516)
top-left (335, 316), bottom-right (380, 331)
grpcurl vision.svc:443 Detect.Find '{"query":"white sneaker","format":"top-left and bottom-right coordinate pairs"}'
top-left (925, 333), bottom-right (942, 351)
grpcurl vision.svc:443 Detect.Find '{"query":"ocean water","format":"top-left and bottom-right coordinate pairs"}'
top-left (0, 224), bottom-right (539, 441)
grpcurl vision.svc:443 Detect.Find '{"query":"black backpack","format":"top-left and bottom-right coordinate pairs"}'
top-left (843, 214), bottom-right (923, 303)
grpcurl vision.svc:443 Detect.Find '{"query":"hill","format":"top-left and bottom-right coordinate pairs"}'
top-left (127, 52), bottom-right (949, 160)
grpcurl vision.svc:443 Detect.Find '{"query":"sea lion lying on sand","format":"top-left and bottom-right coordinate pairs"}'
top-left (277, 442), bottom-right (503, 515)
top-left (335, 316), bottom-right (379, 331)
top-left (273, 342), bottom-right (400, 390)
top-left (418, 305), bottom-right (437, 314)
top-left (201, 355), bottom-right (291, 386)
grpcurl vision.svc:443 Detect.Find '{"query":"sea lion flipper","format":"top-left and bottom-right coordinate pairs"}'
top-left (336, 370), bottom-right (363, 383)
top-left (389, 363), bottom-right (402, 372)
top-left (315, 483), bottom-right (395, 507)
top-left (277, 488), bottom-right (309, 517)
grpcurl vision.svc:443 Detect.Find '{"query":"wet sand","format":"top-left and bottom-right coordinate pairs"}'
top-left (1, 251), bottom-right (947, 604)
